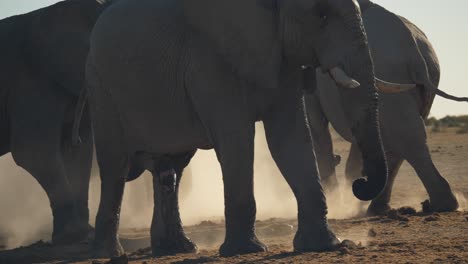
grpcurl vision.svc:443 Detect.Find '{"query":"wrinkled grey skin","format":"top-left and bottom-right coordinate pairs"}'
top-left (85, 0), bottom-right (388, 257)
top-left (307, 0), bottom-right (459, 215)
top-left (0, 0), bottom-right (111, 244)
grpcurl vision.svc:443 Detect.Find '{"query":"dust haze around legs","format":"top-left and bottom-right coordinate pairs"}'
top-left (0, 123), bottom-right (466, 249)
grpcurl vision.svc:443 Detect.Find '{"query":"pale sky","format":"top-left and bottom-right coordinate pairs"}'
top-left (1, 0), bottom-right (467, 117)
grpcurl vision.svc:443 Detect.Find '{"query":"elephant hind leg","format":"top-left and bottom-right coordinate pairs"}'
top-left (367, 152), bottom-right (404, 216)
top-left (404, 145), bottom-right (458, 212)
top-left (11, 147), bottom-right (84, 244)
top-left (150, 151), bottom-right (197, 257)
top-left (88, 60), bottom-right (128, 258)
top-left (62, 106), bottom-right (93, 236)
top-left (9, 88), bottom-right (86, 244)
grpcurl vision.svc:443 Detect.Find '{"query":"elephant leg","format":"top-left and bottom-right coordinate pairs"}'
top-left (264, 91), bottom-right (339, 252)
top-left (150, 151), bottom-right (197, 257)
top-left (62, 106), bottom-right (93, 234)
top-left (187, 56), bottom-right (266, 257)
top-left (88, 62), bottom-right (127, 258)
top-left (9, 79), bottom-right (89, 243)
top-left (314, 127), bottom-right (337, 190)
top-left (10, 99), bottom-right (85, 244)
top-left (367, 152), bottom-right (404, 216)
top-left (0, 119), bottom-right (10, 156)
top-left (305, 93), bottom-right (337, 190)
top-left (404, 143), bottom-right (458, 212)
top-left (93, 150), bottom-right (127, 258)
top-left (215, 126), bottom-right (267, 257)
top-left (344, 143), bottom-right (362, 182)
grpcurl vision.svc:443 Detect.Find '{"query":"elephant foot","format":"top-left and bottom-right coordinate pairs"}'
top-left (422, 196), bottom-right (459, 213)
top-left (219, 234), bottom-right (267, 257)
top-left (52, 219), bottom-right (90, 244)
top-left (152, 233), bottom-right (198, 257)
top-left (367, 203), bottom-right (391, 216)
top-left (293, 226), bottom-right (341, 252)
top-left (93, 238), bottom-right (125, 258)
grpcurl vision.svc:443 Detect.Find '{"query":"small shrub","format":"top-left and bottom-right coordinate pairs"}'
top-left (431, 121), bottom-right (441, 133)
top-left (456, 125), bottom-right (468, 134)
top-left (426, 117), bottom-right (438, 127)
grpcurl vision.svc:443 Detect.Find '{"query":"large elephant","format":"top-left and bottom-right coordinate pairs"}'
top-left (82, 0), bottom-right (416, 257)
top-left (0, 0), bottom-right (111, 244)
top-left (307, 0), bottom-right (464, 215)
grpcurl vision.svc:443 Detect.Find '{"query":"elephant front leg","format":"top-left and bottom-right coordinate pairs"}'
top-left (305, 93), bottom-right (338, 190)
top-left (216, 128), bottom-right (267, 257)
top-left (312, 126), bottom-right (338, 191)
top-left (264, 93), bottom-right (340, 252)
top-left (186, 53), bottom-right (267, 257)
top-left (150, 154), bottom-right (197, 257)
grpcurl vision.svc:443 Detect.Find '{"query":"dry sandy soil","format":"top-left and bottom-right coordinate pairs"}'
top-left (0, 129), bottom-right (467, 264)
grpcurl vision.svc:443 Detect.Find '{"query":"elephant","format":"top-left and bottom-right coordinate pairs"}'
top-left (80, 0), bottom-right (423, 258)
top-left (0, 0), bottom-right (112, 244)
top-left (306, 0), bottom-right (465, 216)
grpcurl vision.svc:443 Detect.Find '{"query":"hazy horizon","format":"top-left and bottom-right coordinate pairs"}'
top-left (1, 0), bottom-right (467, 118)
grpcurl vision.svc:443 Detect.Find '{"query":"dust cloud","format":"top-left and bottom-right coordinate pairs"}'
top-left (455, 192), bottom-right (467, 211)
top-left (0, 155), bottom-right (52, 249)
top-left (1, 123), bottom-right (466, 249)
top-left (0, 123), bottom-right (364, 249)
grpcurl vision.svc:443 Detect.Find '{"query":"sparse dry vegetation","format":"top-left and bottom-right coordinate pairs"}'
top-left (427, 115), bottom-right (468, 133)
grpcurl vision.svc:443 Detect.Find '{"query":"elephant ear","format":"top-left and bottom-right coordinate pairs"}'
top-left (183, 0), bottom-right (281, 90)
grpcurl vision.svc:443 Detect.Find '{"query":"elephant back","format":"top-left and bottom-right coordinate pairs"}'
top-left (362, 3), bottom-right (440, 120)
top-left (28, 0), bottom-right (110, 97)
top-left (399, 16), bottom-right (440, 119)
top-left (183, 0), bottom-right (281, 91)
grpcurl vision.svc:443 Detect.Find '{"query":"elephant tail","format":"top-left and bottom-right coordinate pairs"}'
top-left (427, 83), bottom-right (468, 102)
top-left (408, 38), bottom-right (468, 104)
top-left (72, 86), bottom-right (88, 146)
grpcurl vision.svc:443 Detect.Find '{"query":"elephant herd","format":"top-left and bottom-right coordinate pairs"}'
top-left (0, 0), bottom-right (466, 259)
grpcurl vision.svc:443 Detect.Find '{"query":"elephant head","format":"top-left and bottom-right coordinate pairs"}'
top-left (280, 0), bottom-right (390, 200)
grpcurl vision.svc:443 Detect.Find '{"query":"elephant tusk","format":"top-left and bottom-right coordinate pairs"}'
top-left (374, 78), bottom-right (417, 93)
top-left (329, 67), bottom-right (361, 89)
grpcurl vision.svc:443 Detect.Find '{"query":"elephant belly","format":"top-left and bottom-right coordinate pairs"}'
top-left (104, 54), bottom-right (210, 154)
top-left (116, 90), bottom-right (210, 155)
top-left (378, 93), bottom-right (424, 153)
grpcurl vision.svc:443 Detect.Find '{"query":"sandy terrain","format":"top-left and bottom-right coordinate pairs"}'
top-left (0, 128), bottom-right (467, 263)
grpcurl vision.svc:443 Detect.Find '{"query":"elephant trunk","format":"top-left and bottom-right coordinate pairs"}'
top-left (331, 0), bottom-right (388, 201)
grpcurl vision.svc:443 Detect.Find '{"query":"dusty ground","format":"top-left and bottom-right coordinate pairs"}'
top-left (0, 129), bottom-right (467, 264)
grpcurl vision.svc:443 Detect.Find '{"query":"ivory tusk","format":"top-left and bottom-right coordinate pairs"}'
top-left (329, 67), bottom-right (361, 89)
top-left (375, 78), bottom-right (417, 93)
